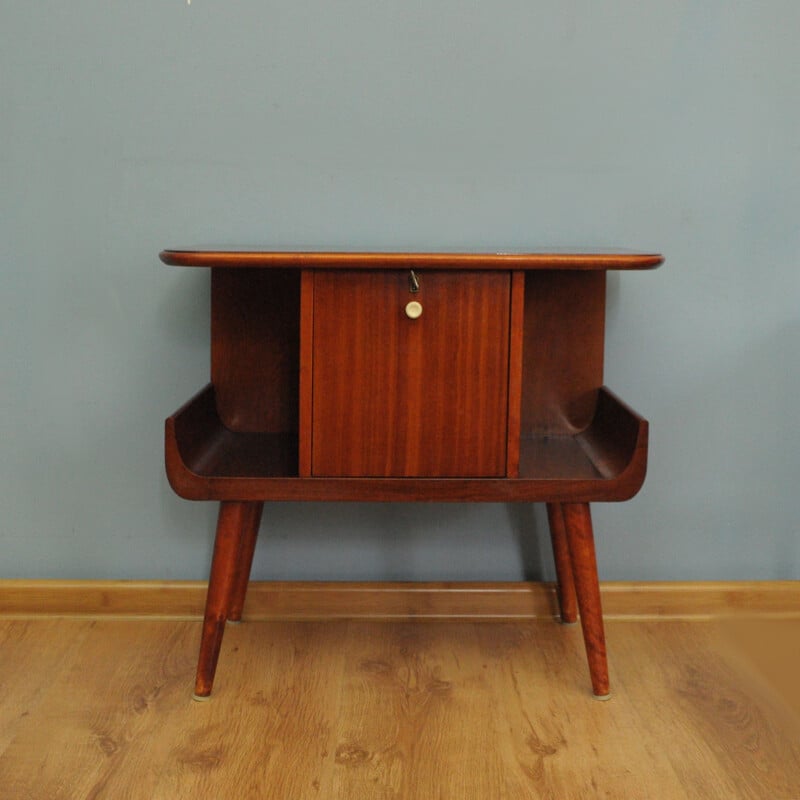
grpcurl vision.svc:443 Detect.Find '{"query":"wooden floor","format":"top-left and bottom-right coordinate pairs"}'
top-left (0, 615), bottom-right (798, 799)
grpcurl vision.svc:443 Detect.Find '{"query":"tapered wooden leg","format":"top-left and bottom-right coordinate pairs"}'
top-left (193, 501), bottom-right (250, 700)
top-left (546, 502), bottom-right (578, 624)
top-left (562, 502), bottom-right (610, 699)
top-left (227, 502), bottom-right (263, 623)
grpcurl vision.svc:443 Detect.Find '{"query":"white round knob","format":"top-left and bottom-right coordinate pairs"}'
top-left (405, 300), bottom-right (423, 319)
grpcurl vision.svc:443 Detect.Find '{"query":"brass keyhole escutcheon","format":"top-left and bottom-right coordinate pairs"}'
top-left (409, 270), bottom-right (420, 293)
top-left (405, 300), bottom-right (423, 319)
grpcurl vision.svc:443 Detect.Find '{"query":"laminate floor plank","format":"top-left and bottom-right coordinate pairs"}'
top-left (610, 620), bottom-right (800, 800)
top-left (323, 621), bottom-right (505, 799)
top-left (0, 616), bottom-right (798, 799)
top-left (0, 619), bottom-right (93, 756)
top-left (718, 617), bottom-right (800, 720)
top-left (149, 620), bottom-right (348, 800)
top-left (475, 621), bottom-right (691, 800)
top-left (0, 620), bottom-right (197, 800)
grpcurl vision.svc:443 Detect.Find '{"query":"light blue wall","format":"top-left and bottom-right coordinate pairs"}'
top-left (2, 2), bottom-right (798, 581)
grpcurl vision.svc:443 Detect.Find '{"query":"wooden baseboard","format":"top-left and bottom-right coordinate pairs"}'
top-left (1, 580), bottom-right (799, 620)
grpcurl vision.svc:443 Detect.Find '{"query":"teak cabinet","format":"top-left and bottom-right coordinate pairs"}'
top-left (161, 248), bottom-right (663, 700)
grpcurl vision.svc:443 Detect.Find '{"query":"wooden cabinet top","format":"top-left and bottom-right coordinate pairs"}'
top-left (160, 248), bottom-right (663, 271)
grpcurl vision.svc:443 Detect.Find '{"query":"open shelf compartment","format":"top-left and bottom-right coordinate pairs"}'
top-left (166, 384), bottom-right (647, 503)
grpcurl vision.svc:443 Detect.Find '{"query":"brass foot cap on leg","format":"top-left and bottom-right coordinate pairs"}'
top-left (560, 618), bottom-right (578, 626)
top-left (592, 692), bottom-right (612, 702)
top-left (227, 619), bottom-right (242, 625)
top-left (192, 693), bottom-right (212, 703)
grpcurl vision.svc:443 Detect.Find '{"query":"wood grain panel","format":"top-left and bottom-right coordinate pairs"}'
top-left (298, 270), bottom-right (314, 476)
top-left (211, 268), bottom-right (300, 433)
top-left (310, 270), bottom-right (511, 477)
top-left (521, 270), bottom-right (606, 435)
top-left (505, 270), bottom-right (525, 478)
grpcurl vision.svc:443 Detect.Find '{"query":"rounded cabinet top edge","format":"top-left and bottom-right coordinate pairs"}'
top-left (159, 249), bottom-right (664, 271)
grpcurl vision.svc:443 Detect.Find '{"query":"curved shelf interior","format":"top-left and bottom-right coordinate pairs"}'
top-left (166, 384), bottom-right (646, 497)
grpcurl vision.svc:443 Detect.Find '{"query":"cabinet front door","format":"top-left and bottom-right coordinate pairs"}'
top-left (307, 270), bottom-right (511, 477)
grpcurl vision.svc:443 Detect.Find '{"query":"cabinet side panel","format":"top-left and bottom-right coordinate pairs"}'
top-left (521, 271), bottom-right (605, 435)
top-left (298, 270), bottom-right (314, 477)
top-left (505, 271), bottom-right (525, 478)
top-left (211, 268), bottom-right (300, 433)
